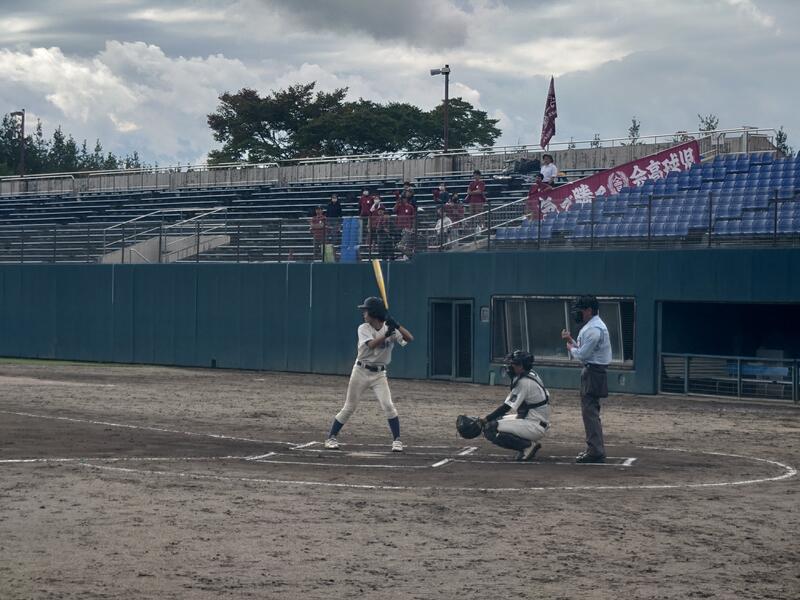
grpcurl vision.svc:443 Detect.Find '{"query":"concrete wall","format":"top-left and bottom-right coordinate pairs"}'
top-left (1, 246), bottom-right (798, 394)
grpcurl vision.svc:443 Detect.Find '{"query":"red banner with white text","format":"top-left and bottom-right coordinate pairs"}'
top-left (535, 139), bottom-right (701, 215)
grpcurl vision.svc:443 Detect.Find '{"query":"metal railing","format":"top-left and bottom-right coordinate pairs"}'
top-left (0, 127), bottom-right (777, 195)
top-left (1, 190), bottom-right (799, 265)
top-left (661, 353), bottom-right (798, 402)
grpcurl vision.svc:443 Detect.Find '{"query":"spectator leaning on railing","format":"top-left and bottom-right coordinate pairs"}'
top-left (325, 193), bottom-right (343, 246)
top-left (309, 205), bottom-right (327, 261)
top-left (444, 193), bottom-right (464, 234)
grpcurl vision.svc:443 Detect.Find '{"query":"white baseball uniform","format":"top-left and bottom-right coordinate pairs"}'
top-left (496, 371), bottom-right (551, 442)
top-left (334, 323), bottom-right (407, 424)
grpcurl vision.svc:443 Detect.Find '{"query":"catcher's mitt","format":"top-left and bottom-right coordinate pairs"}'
top-left (456, 415), bottom-right (484, 439)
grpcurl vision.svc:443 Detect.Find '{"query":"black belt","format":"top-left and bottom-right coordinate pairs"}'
top-left (539, 420), bottom-right (549, 428)
top-left (357, 360), bottom-right (385, 372)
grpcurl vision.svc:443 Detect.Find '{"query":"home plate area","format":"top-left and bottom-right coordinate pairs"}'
top-left (78, 438), bottom-right (792, 493)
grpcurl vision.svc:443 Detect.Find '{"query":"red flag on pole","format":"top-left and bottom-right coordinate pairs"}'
top-left (540, 76), bottom-right (557, 149)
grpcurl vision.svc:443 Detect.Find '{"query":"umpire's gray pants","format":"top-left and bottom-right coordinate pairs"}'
top-left (580, 393), bottom-right (605, 457)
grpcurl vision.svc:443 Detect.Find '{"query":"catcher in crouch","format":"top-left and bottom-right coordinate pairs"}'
top-left (458, 350), bottom-right (551, 461)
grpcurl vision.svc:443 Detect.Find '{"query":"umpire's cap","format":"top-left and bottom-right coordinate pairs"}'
top-left (573, 295), bottom-right (599, 312)
top-left (358, 296), bottom-right (387, 320)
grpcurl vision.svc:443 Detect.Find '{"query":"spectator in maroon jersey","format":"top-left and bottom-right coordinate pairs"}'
top-left (526, 174), bottom-right (551, 221)
top-left (400, 181), bottom-right (416, 207)
top-left (394, 193), bottom-right (416, 232)
top-left (359, 188), bottom-right (376, 217)
top-left (466, 170), bottom-right (487, 227)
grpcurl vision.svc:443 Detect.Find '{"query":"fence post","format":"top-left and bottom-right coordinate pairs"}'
top-left (537, 198), bottom-right (542, 250)
top-left (486, 197), bottom-right (492, 251)
top-left (20, 227), bottom-right (25, 263)
top-left (773, 190), bottom-right (779, 246)
top-left (647, 193), bottom-right (653, 249)
top-left (278, 220), bottom-right (283, 263)
top-left (195, 220), bottom-right (200, 262)
top-left (86, 225), bottom-right (91, 263)
top-left (52, 228), bottom-right (57, 263)
top-left (736, 359), bottom-right (742, 399)
top-left (707, 192), bottom-right (713, 248)
top-left (158, 222), bottom-right (163, 264)
top-left (236, 223), bottom-right (241, 263)
top-left (590, 198), bottom-right (595, 250)
top-left (684, 356), bottom-right (689, 394)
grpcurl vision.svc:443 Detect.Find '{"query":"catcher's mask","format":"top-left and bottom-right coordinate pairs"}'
top-left (358, 296), bottom-right (387, 321)
top-left (456, 415), bottom-right (483, 439)
top-left (505, 349), bottom-right (534, 379)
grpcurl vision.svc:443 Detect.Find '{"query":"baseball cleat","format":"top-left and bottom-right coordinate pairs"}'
top-left (516, 442), bottom-right (541, 462)
top-left (391, 439), bottom-right (404, 452)
top-left (575, 451), bottom-right (605, 464)
top-left (324, 437), bottom-right (340, 450)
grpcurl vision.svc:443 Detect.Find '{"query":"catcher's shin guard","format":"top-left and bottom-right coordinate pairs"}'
top-left (483, 421), bottom-right (530, 451)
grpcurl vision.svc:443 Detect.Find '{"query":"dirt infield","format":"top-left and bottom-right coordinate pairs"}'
top-left (1, 362), bottom-right (798, 599)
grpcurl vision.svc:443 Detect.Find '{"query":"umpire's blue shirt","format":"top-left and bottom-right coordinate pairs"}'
top-left (570, 315), bottom-right (612, 365)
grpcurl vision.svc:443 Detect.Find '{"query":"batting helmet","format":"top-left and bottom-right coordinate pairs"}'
top-left (456, 415), bottom-right (484, 439)
top-left (358, 296), bottom-right (387, 320)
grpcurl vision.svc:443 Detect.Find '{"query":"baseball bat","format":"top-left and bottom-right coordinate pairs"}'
top-left (371, 259), bottom-right (389, 310)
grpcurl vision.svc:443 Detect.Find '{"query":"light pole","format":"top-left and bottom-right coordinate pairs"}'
top-left (430, 65), bottom-right (450, 152)
top-left (10, 109), bottom-right (25, 177)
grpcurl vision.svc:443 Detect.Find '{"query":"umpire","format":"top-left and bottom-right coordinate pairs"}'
top-left (561, 295), bottom-right (611, 463)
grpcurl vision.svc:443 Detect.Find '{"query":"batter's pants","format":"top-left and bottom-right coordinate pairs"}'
top-left (335, 365), bottom-right (398, 424)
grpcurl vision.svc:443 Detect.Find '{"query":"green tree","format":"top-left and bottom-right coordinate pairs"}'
top-left (775, 127), bottom-right (793, 157)
top-left (624, 116), bottom-right (641, 146)
top-left (207, 83), bottom-right (501, 163)
top-left (698, 113), bottom-right (719, 133)
top-left (0, 113), bottom-right (147, 176)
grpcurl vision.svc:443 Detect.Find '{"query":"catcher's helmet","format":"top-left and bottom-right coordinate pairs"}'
top-left (507, 350), bottom-right (534, 371)
top-left (358, 296), bottom-right (387, 320)
top-left (456, 415), bottom-right (483, 439)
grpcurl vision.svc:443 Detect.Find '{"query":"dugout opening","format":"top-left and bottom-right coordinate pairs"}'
top-left (659, 302), bottom-right (800, 401)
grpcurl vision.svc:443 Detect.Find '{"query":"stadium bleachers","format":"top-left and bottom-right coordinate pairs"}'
top-left (495, 151), bottom-right (800, 246)
top-left (0, 170), bottom-right (523, 263)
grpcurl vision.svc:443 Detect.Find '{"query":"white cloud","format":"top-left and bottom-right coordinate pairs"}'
top-left (0, 0), bottom-right (797, 164)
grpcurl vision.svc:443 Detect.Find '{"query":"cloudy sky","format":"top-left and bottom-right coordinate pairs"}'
top-left (1, 0), bottom-right (797, 165)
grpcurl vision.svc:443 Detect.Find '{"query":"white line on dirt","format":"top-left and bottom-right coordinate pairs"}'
top-left (244, 458), bottom-right (425, 469)
top-left (622, 458), bottom-right (637, 466)
top-left (458, 447), bottom-right (478, 456)
top-left (0, 456), bottom-right (252, 464)
top-left (431, 459), bottom-right (452, 468)
top-left (0, 410), bottom-right (295, 446)
top-left (245, 452), bottom-right (277, 461)
top-left (291, 441), bottom-right (319, 449)
top-left (78, 449), bottom-right (797, 493)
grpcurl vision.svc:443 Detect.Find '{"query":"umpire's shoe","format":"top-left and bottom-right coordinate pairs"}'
top-left (575, 451), bottom-right (605, 464)
top-left (516, 442), bottom-right (541, 462)
top-left (324, 437), bottom-right (340, 450)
